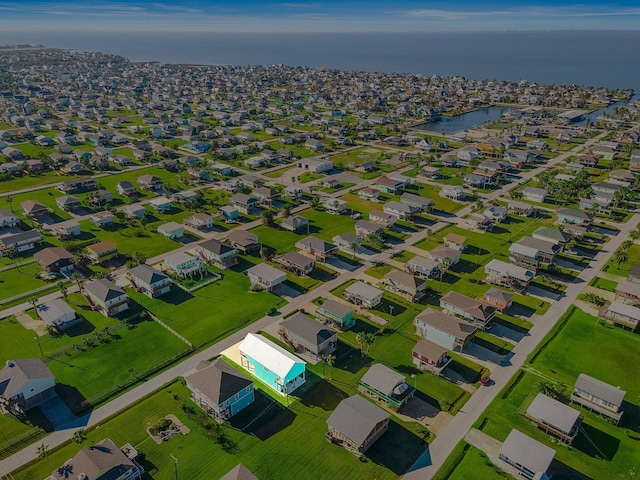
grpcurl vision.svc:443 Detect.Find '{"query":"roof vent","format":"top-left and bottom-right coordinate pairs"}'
top-left (5, 360), bottom-right (14, 368)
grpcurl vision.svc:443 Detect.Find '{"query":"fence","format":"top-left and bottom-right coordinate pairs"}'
top-left (147, 312), bottom-right (193, 348)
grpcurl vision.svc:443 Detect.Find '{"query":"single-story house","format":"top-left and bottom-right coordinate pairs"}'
top-left (275, 251), bottom-right (315, 276)
top-left (629, 264), bottom-right (640, 284)
top-left (297, 157), bottom-right (333, 173)
top-left (47, 438), bottom-right (144, 480)
top-left (440, 291), bottom-right (496, 328)
top-left (157, 222), bottom-right (184, 240)
top-left (557, 207), bottom-right (593, 226)
top-left (280, 312), bottom-right (337, 361)
top-left (599, 301), bottom-right (640, 330)
top-left (485, 259), bottom-right (535, 292)
top-left (315, 299), bottom-right (355, 331)
top-left (358, 363), bottom-right (415, 411)
top-left (324, 198), bottom-right (347, 214)
top-left (281, 215), bottom-right (309, 233)
top-left (525, 393), bottom-right (581, 444)
top-left (296, 236), bottom-right (338, 262)
top-left (148, 196), bottom-right (172, 213)
top-left (247, 263), bottom-right (287, 291)
top-left (197, 238), bottom-right (237, 269)
top-left (406, 256), bottom-right (440, 278)
top-left (55, 195), bottom-right (81, 211)
top-left (427, 245), bottom-right (461, 266)
top-left (34, 246), bottom-right (74, 273)
top-left (226, 230), bottom-right (259, 254)
top-left (239, 333), bottom-right (306, 395)
top-left (522, 187), bottom-right (548, 203)
top-left (344, 281), bottom-right (383, 308)
top-left (0, 358), bottom-right (56, 413)
top-left (508, 200), bottom-right (534, 217)
top-left (383, 270), bottom-right (427, 302)
top-left (230, 193), bottom-right (258, 214)
top-left (82, 278), bottom-right (130, 317)
top-left (498, 429), bottom-right (555, 480)
top-left (571, 373), bottom-right (625, 423)
top-left (443, 233), bottom-right (467, 251)
top-left (164, 251), bottom-right (206, 278)
top-left (127, 264), bottom-right (171, 298)
top-left (414, 308), bottom-right (477, 352)
top-left (326, 395), bottom-right (390, 455)
top-left (483, 287), bottom-right (514, 311)
top-left (440, 185), bottom-right (465, 200)
top-left (185, 358), bottom-right (254, 423)
top-left (614, 280), bottom-right (640, 305)
top-left (36, 298), bottom-right (80, 331)
top-left (86, 240), bottom-right (118, 264)
top-left (412, 339), bottom-right (451, 374)
top-left (369, 210), bottom-right (396, 227)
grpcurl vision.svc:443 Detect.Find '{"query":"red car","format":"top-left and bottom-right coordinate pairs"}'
top-left (480, 376), bottom-right (491, 386)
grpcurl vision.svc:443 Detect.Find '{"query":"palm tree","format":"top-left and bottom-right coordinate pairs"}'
top-left (73, 251), bottom-right (90, 271)
top-left (36, 443), bottom-right (49, 460)
top-left (630, 231), bottom-right (639, 242)
top-left (615, 248), bottom-right (629, 268)
top-left (5, 194), bottom-right (13, 213)
top-left (261, 210), bottom-right (274, 226)
top-left (349, 241), bottom-right (360, 259)
top-left (620, 240), bottom-right (633, 250)
top-left (72, 428), bottom-right (86, 444)
top-left (356, 332), bottom-right (375, 358)
top-left (58, 282), bottom-right (68, 301)
top-left (439, 257), bottom-right (452, 291)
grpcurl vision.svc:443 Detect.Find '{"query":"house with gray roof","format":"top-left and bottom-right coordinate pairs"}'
top-left (315, 299), bottom-right (355, 331)
top-left (0, 358), bottom-right (56, 412)
top-left (498, 429), bottom-right (555, 480)
top-left (483, 287), bottom-right (514, 311)
top-left (522, 186), bottom-right (548, 203)
top-left (406, 255), bottom-right (440, 279)
top-left (532, 226), bottom-right (572, 247)
top-left (220, 464), bottom-right (259, 480)
top-left (295, 236), bottom-right (338, 262)
top-left (247, 263), bottom-right (286, 291)
top-left (508, 200), bottom-right (535, 217)
top-left (414, 308), bottom-right (477, 352)
top-left (226, 230), bottom-right (259, 254)
top-left (281, 215), bottom-right (309, 233)
top-left (0, 229), bottom-right (43, 256)
top-left (440, 291), bottom-right (496, 328)
top-left (358, 363), bottom-right (415, 411)
top-left (344, 281), bottom-right (383, 308)
top-left (275, 251), bottom-right (315, 276)
top-left (412, 339), bottom-right (451, 374)
top-left (0, 208), bottom-right (18, 229)
top-left (197, 238), bottom-right (237, 269)
top-left (83, 278), bottom-right (130, 317)
top-left (525, 393), bottom-right (581, 444)
top-left (326, 395), bottom-right (390, 455)
top-left (485, 259), bottom-right (535, 292)
top-left (36, 298), bottom-right (79, 331)
top-left (400, 192), bottom-right (434, 212)
top-left (599, 301), bottom-right (640, 330)
top-left (571, 373), bottom-right (626, 423)
top-left (34, 246), bottom-right (74, 274)
top-left (614, 280), bottom-right (640, 306)
top-left (185, 358), bottom-right (254, 423)
top-left (46, 437), bottom-right (143, 480)
top-left (127, 264), bottom-right (171, 298)
top-left (280, 312), bottom-right (337, 361)
top-left (383, 270), bottom-right (427, 302)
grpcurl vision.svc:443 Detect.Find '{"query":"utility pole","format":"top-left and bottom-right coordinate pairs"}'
top-left (34, 335), bottom-right (43, 356)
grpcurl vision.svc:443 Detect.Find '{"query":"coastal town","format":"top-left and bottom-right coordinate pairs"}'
top-left (0, 47), bottom-right (639, 480)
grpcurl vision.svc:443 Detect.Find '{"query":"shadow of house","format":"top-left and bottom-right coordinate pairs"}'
top-left (229, 390), bottom-right (296, 441)
top-left (572, 422), bottom-right (620, 460)
top-left (332, 341), bottom-right (371, 374)
top-left (54, 383), bottom-right (91, 416)
top-left (375, 298), bottom-right (407, 318)
top-left (365, 419), bottom-right (428, 475)
top-left (155, 288), bottom-right (194, 306)
top-left (299, 378), bottom-right (348, 411)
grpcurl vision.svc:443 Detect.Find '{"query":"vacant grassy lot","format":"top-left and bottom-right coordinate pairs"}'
top-left (588, 276), bottom-right (618, 292)
top-left (0, 262), bottom-right (54, 300)
top-left (47, 315), bottom-right (190, 404)
top-left (448, 444), bottom-right (509, 480)
top-left (14, 380), bottom-right (426, 480)
top-left (131, 265), bottom-right (286, 347)
top-left (602, 244), bottom-right (640, 277)
top-left (0, 170), bottom-right (81, 194)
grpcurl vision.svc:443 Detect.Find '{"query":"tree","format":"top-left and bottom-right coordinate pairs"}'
top-left (614, 248), bottom-right (629, 268)
top-left (36, 443), bottom-right (49, 460)
top-left (73, 251), bottom-right (90, 271)
top-left (72, 428), bottom-right (86, 444)
top-left (630, 230), bottom-right (639, 242)
top-left (132, 251), bottom-right (147, 266)
top-left (620, 240), bottom-right (633, 250)
top-left (325, 354), bottom-right (336, 380)
top-left (438, 257), bottom-right (452, 292)
top-left (5, 194), bottom-right (13, 213)
top-left (282, 205), bottom-right (291, 218)
top-left (261, 209), bottom-right (274, 226)
top-left (58, 282), bottom-right (68, 301)
top-left (356, 332), bottom-right (375, 358)
top-left (367, 233), bottom-right (384, 250)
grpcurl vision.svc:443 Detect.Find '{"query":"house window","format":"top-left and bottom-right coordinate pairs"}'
top-left (245, 386), bottom-right (251, 393)
top-left (234, 394), bottom-right (239, 401)
top-left (264, 366), bottom-right (269, 372)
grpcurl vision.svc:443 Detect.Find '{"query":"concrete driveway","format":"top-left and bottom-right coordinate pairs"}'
top-left (38, 396), bottom-right (89, 431)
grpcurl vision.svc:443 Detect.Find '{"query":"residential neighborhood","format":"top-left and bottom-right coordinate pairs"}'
top-left (0, 47), bottom-right (639, 480)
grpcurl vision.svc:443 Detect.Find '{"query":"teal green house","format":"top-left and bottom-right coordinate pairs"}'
top-left (239, 333), bottom-right (306, 395)
top-left (316, 299), bottom-right (355, 331)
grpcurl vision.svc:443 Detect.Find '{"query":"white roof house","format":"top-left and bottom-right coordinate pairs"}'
top-left (239, 333), bottom-right (305, 381)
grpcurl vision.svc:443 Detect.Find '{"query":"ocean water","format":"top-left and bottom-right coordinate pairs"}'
top-left (2, 30), bottom-right (639, 91)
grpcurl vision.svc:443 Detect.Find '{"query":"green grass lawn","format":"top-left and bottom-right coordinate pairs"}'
top-left (130, 265), bottom-right (286, 347)
top-left (262, 165), bottom-right (297, 178)
top-left (0, 170), bottom-right (81, 194)
top-left (14, 379), bottom-right (427, 480)
top-left (364, 263), bottom-right (398, 279)
top-left (46, 314), bottom-right (190, 404)
top-left (339, 193), bottom-right (385, 216)
top-left (0, 263), bottom-right (53, 300)
top-left (588, 276), bottom-right (618, 292)
top-left (300, 171), bottom-right (324, 183)
top-left (408, 183), bottom-right (466, 213)
top-left (447, 444), bottom-right (510, 480)
top-left (602, 244), bottom-right (640, 277)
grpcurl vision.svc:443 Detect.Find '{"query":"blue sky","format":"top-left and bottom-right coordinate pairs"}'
top-left (1, 1), bottom-right (640, 32)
